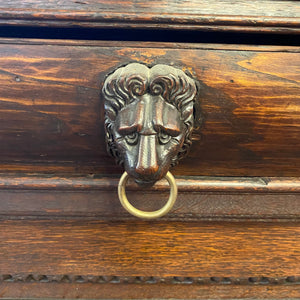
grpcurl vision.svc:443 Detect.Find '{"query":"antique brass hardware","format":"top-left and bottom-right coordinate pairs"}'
top-left (118, 171), bottom-right (177, 219)
top-left (102, 63), bottom-right (198, 218)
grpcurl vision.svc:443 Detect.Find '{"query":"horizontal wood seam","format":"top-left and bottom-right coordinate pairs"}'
top-left (1, 39), bottom-right (300, 52)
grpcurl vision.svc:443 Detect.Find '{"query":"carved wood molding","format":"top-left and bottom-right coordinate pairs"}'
top-left (0, 4), bottom-right (299, 34)
top-left (0, 174), bottom-right (300, 193)
top-left (1, 274), bottom-right (299, 285)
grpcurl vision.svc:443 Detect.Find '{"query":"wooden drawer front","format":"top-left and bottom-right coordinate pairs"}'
top-left (0, 220), bottom-right (300, 299)
top-left (0, 40), bottom-right (299, 177)
top-left (0, 39), bottom-right (299, 300)
top-left (1, 220), bottom-right (299, 277)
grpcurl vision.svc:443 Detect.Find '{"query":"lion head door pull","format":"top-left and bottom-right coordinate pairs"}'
top-left (102, 63), bottom-right (197, 219)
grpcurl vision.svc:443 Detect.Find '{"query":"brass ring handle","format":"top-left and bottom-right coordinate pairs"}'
top-left (118, 171), bottom-right (178, 219)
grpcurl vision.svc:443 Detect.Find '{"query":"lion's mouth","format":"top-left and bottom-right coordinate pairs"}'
top-left (134, 178), bottom-right (156, 188)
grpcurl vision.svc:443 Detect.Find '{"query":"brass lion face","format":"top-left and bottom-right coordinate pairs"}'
top-left (102, 63), bottom-right (197, 186)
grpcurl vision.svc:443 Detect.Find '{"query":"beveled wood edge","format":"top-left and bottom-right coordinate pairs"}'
top-left (0, 38), bottom-right (299, 52)
top-left (1, 273), bottom-right (299, 285)
top-left (0, 9), bottom-right (299, 33)
top-left (0, 174), bottom-right (300, 193)
top-left (1, 20), bottom-right (300, 35)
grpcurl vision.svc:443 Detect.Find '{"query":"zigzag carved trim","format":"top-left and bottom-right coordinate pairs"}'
top-left (0, 274), bottom-right (300, 285)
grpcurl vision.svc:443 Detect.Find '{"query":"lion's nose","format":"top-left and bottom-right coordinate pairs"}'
top-left (135, 135), bottom-right (159, 176)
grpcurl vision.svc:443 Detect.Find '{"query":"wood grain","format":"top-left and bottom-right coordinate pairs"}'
top-left (1, 282), bottom-right (300, 299)
top-left (1, 189), bottom-right (300, 221)
top-left (0, 220), bottom-right (299, 277)
top-left (0, 175), bottom-right (299, 221)
top-left (0, 0), bottom-right (299, 33)
top-left (0, 40), bottom-right (299, 176)
top-left (0, 173), bottom-right (300, 192)
top-left (0, 3), bottom-right (298, 299)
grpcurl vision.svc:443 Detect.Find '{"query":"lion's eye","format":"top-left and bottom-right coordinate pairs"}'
top-left (158, 131), bottom-right (171, 145)
top-left (124, 132), bottom-right (139, 145)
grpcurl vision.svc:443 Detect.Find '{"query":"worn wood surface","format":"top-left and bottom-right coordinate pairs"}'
top-left (0, 220), bottom-right (299, 277)
top-left (0, 37), bottom-right (299, 299)
top-left (1, 281), bottom-right (300, 299)
top-left (0, 173), bottom-right (300, 192)
top-left (0, 39), bottom-right (299, 176)
top-left (1, 220), bottom-right (299, 299)
top-left (0, 0), bottom-right (299, 33)
top-left (1, 189), bottom-right (300, 221)
top-left (0, 175), bottom-right (299, 221)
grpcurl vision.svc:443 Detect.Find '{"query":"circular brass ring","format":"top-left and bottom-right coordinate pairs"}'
top-left (118, 171), bottom-right (177, 219)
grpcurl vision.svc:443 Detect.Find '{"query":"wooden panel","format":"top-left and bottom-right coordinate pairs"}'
top-left (0, 0), bottom-right (299, 33)
top-left (0, 220), bottom-right (299, 277)
top-left (1, 281), bottom-right (300, 299)
top-left (1, 190), bottom-right (300, 221)
top-left (0, 39), bottom-right (299, 176)
top-left (0, 175), bottom-right (299, 221)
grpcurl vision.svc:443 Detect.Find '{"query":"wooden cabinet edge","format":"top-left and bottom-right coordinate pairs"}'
top-left (0, 174), bottom-right (299, 193)
top-left (0, 175), bottom-right (299, 221)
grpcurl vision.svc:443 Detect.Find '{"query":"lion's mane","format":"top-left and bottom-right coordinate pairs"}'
top-left (102, 63), bottom-right (197, 166)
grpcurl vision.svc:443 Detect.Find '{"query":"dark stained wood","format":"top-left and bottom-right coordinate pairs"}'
top-left (0, 0), bottom-right (299, 33)
top-left (0, 174), bottom-right (300, 192)
top-left (2, 39), bottom-right (300, 51)
top-left (0, 220), bottom-right (299, 277)
top-left (1, 282), bottom-right (300, 299)
top-left (1, 189), bottom-right (300, 221)
top-left (0, 39), bottom-right (299, 176)
top-left (0, 175), bottom-right (299, 221)
top-left (0, 1), bottom-right (299, 299)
